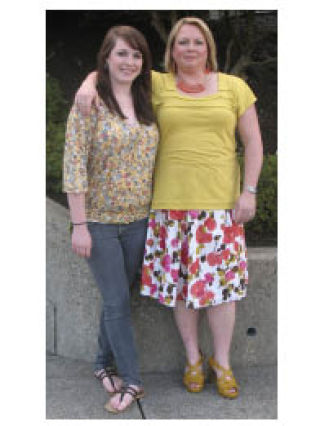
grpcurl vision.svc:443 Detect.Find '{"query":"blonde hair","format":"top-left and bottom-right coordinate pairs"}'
top-left (164, 17), bottom-right (218, 74)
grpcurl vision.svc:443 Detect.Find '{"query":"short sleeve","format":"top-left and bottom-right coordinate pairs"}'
top-left (151, 71), bottom-right (165, 111)
top-left (151, 71), bottom-right (162, 96)
top-left (63, 103), bottom-right (93, 193)
top-left (233, 76), bottom-right (257, 119)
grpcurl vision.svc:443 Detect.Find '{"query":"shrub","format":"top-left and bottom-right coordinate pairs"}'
top-left (239, 154), bottom-right (277, 245)
top-left (46, 74), bottom-right (68, 194)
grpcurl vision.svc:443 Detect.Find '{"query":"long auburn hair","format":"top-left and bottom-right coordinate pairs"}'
top-left (96, 26), bottom-right (154, 125)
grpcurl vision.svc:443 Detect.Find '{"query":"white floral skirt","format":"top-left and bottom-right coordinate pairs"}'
top-left (140, 209), bottom-right (248, 309)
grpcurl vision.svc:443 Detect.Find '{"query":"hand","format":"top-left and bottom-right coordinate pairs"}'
top-left (74, 75), bottom-right (99, 116)
top-left (71, 225), bottom-right (92, 258)
top-left (234, 191), bottom-right (256, 224)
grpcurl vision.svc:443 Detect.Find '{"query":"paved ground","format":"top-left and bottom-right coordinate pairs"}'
top-left (46, 354), bottom-right (277, 419)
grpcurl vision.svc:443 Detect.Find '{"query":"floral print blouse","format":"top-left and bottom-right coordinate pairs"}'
top-left (63, 103), bottom-right (159, 223)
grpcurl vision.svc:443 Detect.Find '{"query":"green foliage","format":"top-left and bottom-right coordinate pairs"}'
top-left (239, 154), bottom-right (277, 244)
top-left (46, 74), bottom-right (68, 193)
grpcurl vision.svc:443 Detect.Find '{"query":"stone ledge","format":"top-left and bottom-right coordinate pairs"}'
top-left (46, 197), bottom-right (277, 372)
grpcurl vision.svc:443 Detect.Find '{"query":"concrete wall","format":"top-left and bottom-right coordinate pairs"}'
top-left (46, 197), bottom-right (277, 372)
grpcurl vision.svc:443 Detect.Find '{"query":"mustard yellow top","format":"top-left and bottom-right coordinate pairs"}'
top-left (150, 71), bottom-right (257, 210)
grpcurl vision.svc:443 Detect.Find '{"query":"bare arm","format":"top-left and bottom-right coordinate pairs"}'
top-left (234, 104), bottom-right (263, 224)
top-left (74, 71), bottom-right (99, 115)
top-left (67, 193), bottom-right (92, 258)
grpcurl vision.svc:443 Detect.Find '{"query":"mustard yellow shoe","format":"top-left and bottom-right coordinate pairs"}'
top-left (208, 357), bottom-right (239, 399)
top-left (183, 352), bottom-right (205, 393)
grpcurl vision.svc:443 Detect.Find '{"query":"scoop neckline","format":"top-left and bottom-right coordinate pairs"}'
top-left (170, 71), bottom-right (221, 100)
top-left (122, 119), bottom-right (140, 128)
top-left (99, 102), bottom-right (141, 127)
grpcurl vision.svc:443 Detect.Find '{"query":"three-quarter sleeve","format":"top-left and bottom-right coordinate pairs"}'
top-left (233, 76), bottom-right (257, 119)
top-left (63, 104), bottom-right (91, 193)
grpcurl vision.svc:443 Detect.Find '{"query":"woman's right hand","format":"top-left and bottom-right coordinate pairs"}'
top-left (71, 225), bottom-right (92, 258)
top-left (74, 71), bottom-right (99, 115)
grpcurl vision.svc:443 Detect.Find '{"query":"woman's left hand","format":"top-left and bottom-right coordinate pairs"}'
top-left (234, 192), bottom-right (256, 224)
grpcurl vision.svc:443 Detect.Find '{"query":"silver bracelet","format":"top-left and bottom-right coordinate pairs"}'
top-left (244, 185), bottom-right (257, 194)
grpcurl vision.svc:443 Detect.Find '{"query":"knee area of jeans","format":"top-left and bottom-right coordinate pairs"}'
top-left (102, 303), bottom-right (131, 321)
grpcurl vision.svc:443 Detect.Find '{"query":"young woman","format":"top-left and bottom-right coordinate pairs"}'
top-left (75, 17), bottom-right (263, 400)
top-left (63, 26), bottom-right (158, 414)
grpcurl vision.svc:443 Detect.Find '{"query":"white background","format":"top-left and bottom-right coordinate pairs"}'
top-left (1, 1), bottom-right (319, 425)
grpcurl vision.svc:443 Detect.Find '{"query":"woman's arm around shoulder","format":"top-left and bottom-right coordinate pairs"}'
top-left (75, 71), bottom-right (99, 115)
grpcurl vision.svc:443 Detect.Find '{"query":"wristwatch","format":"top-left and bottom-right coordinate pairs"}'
top-left (244, 185), bottom-right (257, 194)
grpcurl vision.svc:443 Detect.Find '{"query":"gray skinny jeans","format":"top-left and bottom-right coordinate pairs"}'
top-left (86, 217), bottom-right (148, 387)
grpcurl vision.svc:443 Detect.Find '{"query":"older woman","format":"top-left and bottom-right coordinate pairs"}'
top-left (76, 17), bottom-right (263, 399)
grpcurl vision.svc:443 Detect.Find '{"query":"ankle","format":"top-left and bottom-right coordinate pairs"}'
top-left (211, 355), bottom-right (230, 370)
top-left (186, 349), bottom-right (202, 365)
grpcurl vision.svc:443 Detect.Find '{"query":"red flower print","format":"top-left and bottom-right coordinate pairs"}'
top-left (181, 240), bottom-right (189, 265)
top-left (141, 265), bottom-right (152, 286)
top-left (204, 217), bottom-right (216, 231)
top-left (190, 258), bottom-right (200, 275)
top-left (207, 252), bottom-right (223, 266)
top-left (222, 249), bottom-right (231, 261)
top-left (170, 268), bottom-right (179, 282)
top-left (159, 225), bottom-right (167, 240)
top-left (189, 210), bottom-right (199, 219)
top-left (190, 280), bottom-right (206, 298)
top-left (234, 224), bottom-right (244, 237)
top-left (146, 238), bottom-right (154, 247)
top-left (204, 273), bottom-right (214, 283)
top-left (199, 297), bottom-right (206, 306)
top-left (182, 285), bottom-right (188, 298)
top-left (150, 284), bottom-right (157, 295)
top-left (171, 238), bottom-right (179, 248)
top-left (222, 225), bottom-right (240, 244)
top-left (177, 285), bottom-right (187, 300)
top-left (196, 225), bottom-right (212, 244)
top-left (159, 225), bottom-right (167, 250)
top-left (199, 291), bottom-right (214, 306)
top-left (149, 219), bottom-right (156, 229)
top-left (239, 261), bottom-right (247, 271)
top-left (169, 210), bottom-right (186, 220)
top-left (161, 254), bottom-right (171, 272)
top-left (225, 270), bottom-right (235, 282)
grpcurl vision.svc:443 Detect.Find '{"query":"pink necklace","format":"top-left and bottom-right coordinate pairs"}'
top-left (176, 70), bottom-right (210, 94)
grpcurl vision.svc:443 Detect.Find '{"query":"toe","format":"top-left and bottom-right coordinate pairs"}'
top-left (110, 394), bottom-right (121, 409)
top-left (117, 394), bottom-right (133, 412)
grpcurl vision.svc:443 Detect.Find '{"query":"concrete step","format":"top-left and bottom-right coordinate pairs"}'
top-left (46, 354), bottom-right (277, 419)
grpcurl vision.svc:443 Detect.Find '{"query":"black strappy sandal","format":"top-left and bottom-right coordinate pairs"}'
top-left (104, 385), bottom-right (146, 418)
top-left (94, 367), bottom-right (120, 394)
